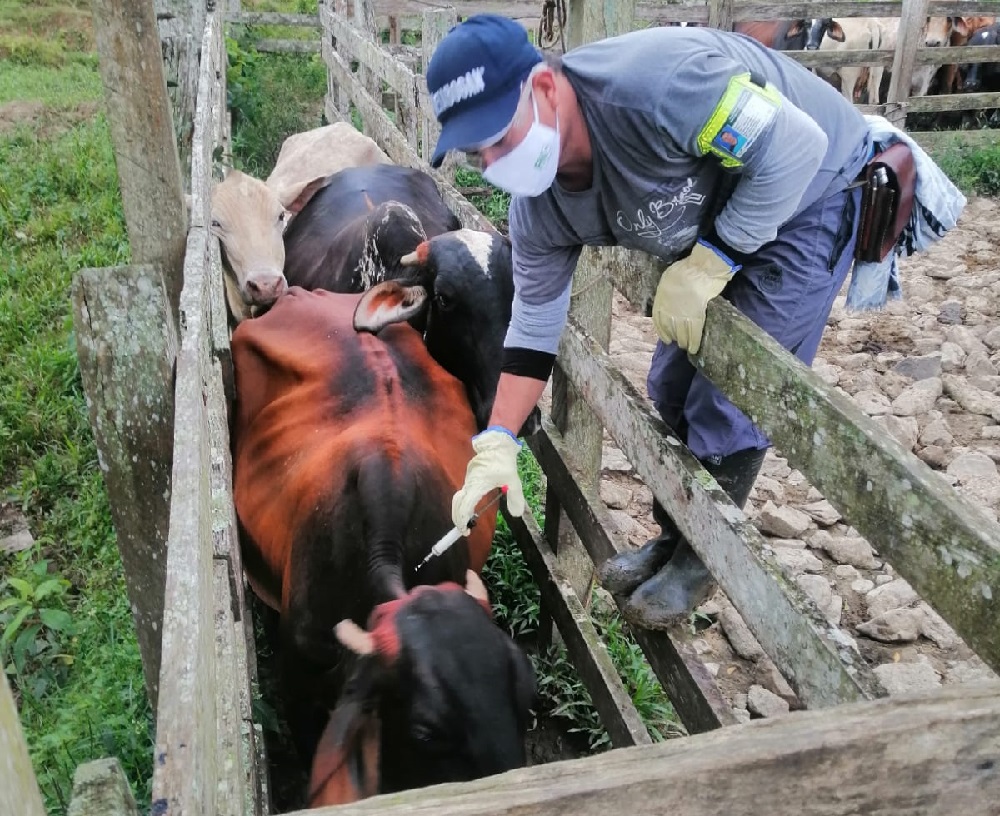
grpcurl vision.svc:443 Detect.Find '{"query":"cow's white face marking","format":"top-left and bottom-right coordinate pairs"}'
top-left (452, 229), bottom-right (494, 278)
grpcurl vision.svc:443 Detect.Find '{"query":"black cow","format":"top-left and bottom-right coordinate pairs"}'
top-left (963, 23), bottom-right (1000, 92)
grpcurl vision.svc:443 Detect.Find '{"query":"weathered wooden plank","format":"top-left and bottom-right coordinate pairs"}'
top-left (503, 505), bottom-right (655, 748)
top-left (92, 0), bottom-right (187, 324)
top-left (255, 38), bottom-right (321, 53)
top-left (528, 419), bottom-right (737, 734)
top-left (421, 8), bottom-right (457, 167)
top-left (556, 318), bottom-right (879, 709)
top-left (225, 10), bottom-right (319, 26)
top-left (214, 561), bottom-right (248, 816)
top-left (67, 758), bottom-right (139, 816)
top-left (695, 297), bottom-right (1000, 676)
top-left (289, 681), bottom-right (1000, 816)
top-left (708, 0), bottom-right (734, 31)
top-left (70, 263), bottom-right (178, 710)
top-left (0, 671), bottom-right (46, 816)
top-left (789, 45), bottom-right (1000, 69)
top-left (907, 90), bottom-right (1000, 113)
top-left (885, 0), bottom-right (930, 128)
top-left (321, 27), bottom-right (495, 232)
top-left (326, 6), bottom-right (418, 98)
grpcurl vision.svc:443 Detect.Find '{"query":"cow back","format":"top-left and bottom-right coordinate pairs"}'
top-left (231, 287), bottom-right (495, 611)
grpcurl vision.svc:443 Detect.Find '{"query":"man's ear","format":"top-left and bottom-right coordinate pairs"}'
top-left (529, 66), bottom-right (559, 112)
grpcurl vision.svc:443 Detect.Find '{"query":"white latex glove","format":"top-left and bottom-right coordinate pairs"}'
top-left (652, 240), bottom-right (740, 354)
top-left (452, 427), bottom-right (526, 534)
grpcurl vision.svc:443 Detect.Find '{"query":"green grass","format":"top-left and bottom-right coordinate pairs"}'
top-left (931, 139), bottom-right (1000, 197)
top-left (0, 7), bottom-right (153, 810)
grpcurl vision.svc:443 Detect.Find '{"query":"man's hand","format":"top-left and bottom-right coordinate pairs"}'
top-left (652, 240), bottom-right (741, 354)
top-left (452, 427), bottom-right (526, 534)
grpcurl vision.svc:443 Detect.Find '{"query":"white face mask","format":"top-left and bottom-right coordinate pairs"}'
top-left (482, 89), bottom-right (560, 198)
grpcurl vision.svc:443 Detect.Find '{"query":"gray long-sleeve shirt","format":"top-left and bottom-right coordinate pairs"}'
top-left (505, 25), bottom-right (872, 355)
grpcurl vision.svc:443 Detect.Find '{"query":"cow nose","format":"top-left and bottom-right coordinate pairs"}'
top-left (246, 273), bottom-right (288, 304)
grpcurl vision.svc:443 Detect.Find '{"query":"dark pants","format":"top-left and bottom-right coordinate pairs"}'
top-left (647, 185), bottom-right (862, 462)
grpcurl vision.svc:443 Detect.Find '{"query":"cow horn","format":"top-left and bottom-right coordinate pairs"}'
top-left (335, 620), bottom-right (376, 655)
top-left (464, 570), bottom-right (489, 605)
top-left (399, 240), bottom-right (430, 267)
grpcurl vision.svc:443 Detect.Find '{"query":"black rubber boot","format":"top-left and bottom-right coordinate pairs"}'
top-left (598, 499), bottom-right (680, 596)
top-left (623, 447), bottom-right (768, 629)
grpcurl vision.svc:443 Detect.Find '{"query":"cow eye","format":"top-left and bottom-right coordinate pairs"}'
top-left (434, 292), bottom-right (453, 311)
top-left (277, 211), bottom-right (287, 224)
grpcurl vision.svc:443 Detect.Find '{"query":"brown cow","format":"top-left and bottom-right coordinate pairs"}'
top-left (734, 19), bottom-right (809, 50)
top-left (231, 283), bottom-right (534, 807)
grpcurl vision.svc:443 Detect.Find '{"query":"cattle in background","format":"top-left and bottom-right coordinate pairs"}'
top-left (210, 122), bottom-right (390, 323)
top-left (962, 22), bottom-right (1000, 92)
top-left (734, 19), bottom-right (809, 51)
top-left (942, 16), bottom-right (997, 93)
top-left (806, 17), bottom-right (886, 104)
top-left (231, 283), bottom-right (536, 807)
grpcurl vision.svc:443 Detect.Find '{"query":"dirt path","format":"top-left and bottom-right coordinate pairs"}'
top-left (572, 195), bottom-right (1000, 721)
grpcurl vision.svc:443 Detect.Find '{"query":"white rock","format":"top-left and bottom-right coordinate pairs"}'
top-left (958, 477), bottom-right (1000, 508)
top-left (796, 574), bottom-right (840, 624)
top-left (927, 262), bottom-right (966, 280)
top-left (866, 578), bottom-right (918, 618)
top-left (942, 374), bottom-right (1000, 421)
top-left (891, 378), bottom-right (943, 417)
top-left (717, 601), bottom-right (765, 661)
top-left (944, 658), bottom-right (998, 685)
top-left (761, 455), bottom-right (791, 480)
top-left (773, 547), bottom-right (825, 574)
top-left (747, 684), bottom-right (790, 718)
top-left (854, 389), bottom-right (892, 416)
top-left (809, 530), bottom-right (881, 569)
top-left (833, 564), bottom-right (859, 579)
top-left (757, 501), bottom-right (812, 539)
top-left (704, 662), bottom-right (721, 678)
top-left (0, 529), bottom-right (34, 555)
top-left (813, 361), bottom-right (842, 386)
top-left (917, 445), bottom-right (950, 469)
top-left (947, 451), bottom-right (998, 481)
top-left (601, 447), bottom-right (633, 473)
top-left (875, 574), bottom-right (894, 586)
top-left (751, 475), bottom-right (785, 503)
top-left (984, 326), bottom-right (1000, 351)
top-left (857, 607), bottom-right (925, 642)
top-left (692, 638), bottom-right (712, 656)
top-left (984, 426), bottom-right (1000, 440)
top-left (874, 659), bottom-right (941, 696)
top-left (916, 602), bottom-right (960, 650)
top-left (940, 342), bottom-right (967, 372)
top-left (732, 692), bottom-right (748, 710)
top-left (851, 578), bottom-right (876, 593)
top-left (600, 480), bottom-right (632, 510)
top-left (805, 486), bottom-right (824, 503)
top-left (881, 415), bottom-right (920, 451)
top-left (966, 350), bottom-right (999, 377)
top-left (769, 538), bottom-right (806, 549)
top-left (799, 500), bottom-right (842, 527)
top-left (946, 325), bottom-right (989, 356)
top-left (919, 417), bottom-right (954, 448)
top-left (731, 706), bottom-right (751, 724)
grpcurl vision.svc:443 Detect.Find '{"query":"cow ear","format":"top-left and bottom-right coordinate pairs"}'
top-left (952, 17), bottom-right (968, 37)
top-left (353, 281), bottom-right (428, 333)
top-left (786, 18), bottom-right (804, 37)
top-left (280, 175), bottom-right (333, 215)
top-left (464, 569), bottom-right (490, 606)
top-left (830, 21), bottom-right (846, 41)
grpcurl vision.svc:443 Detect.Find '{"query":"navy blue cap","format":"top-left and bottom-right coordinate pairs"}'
top-left (426, 15), bottom-right (543, 168)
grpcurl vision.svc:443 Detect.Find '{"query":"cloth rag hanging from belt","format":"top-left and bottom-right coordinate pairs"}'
top-left (844, 114), bottom-right (967, 312)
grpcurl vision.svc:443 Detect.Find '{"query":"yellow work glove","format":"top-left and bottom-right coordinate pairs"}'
top-left (652, 239), bottom-right (741, 354)
top-left (452, 427), bottom-right (526, 534)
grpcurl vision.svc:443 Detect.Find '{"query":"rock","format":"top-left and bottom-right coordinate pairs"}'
top-left (875, 574), bottom-right (894, 586)
top-left (891, 354), bottom-right (942, 381)
top-left (917, 445), bottom-right (949, 469)
top-left (732, 692), bottom-right (748, 710)
top-left (773, 546), bottom-right (825, 574)
top-left (813, 361), bottom-right (842, 386)
top-left (805, 486), bottom-right (824, 503)
top-left (601, 447), bottom-right (633, 474)
top-left (919, 417), bottom-right (954, 448)
top-left (880, 372), bottom-right (914, 401)
top-left (732, 707), bottom-right (752, 724)
top-left (874, 660), bottom-right (942, 696)
top-left (751, 475), bottom-right (785, 503)
top-left (718, 601), bottom-right (766, 662)
top-left (851, 578), bottom-right (876, 594)
top-left (769, 538), bottom-right (806, 549)
top-left (704, 662), bottom-right (720, 677)
top-left (983, 426), bottom-right (1000, 440)
top-left (946, 325), bottom-right (989, 356)
top-left (839, 352), bottom-right (873, 371)
top-left (966, 350), bottom-right (999, 378)
top-left (944, 658), bottom-right (998, 685)
top-left (809, 530), bottom-right (881, 569)
top-left (881, 415), bottom-right (920, 451)
top-left (891, 378), bottom-right (943, 416)
top-left (916, 602), bottom-right (960, 649)
top-left (866, 578), bottom-right (918, 618)
top-left (691, 638), bottom-right (712, 656)
top-left (600, 480), bottom-right (633, 510)
top-left (757, 501), bottom-right (812, 539)
top-left (984, 326), bottom-right (1000, 351)
top-left (942, 374), bottom-right (1000, 421)
top-left (936, 299), bottom-right (963, 324)
top-left (857, 607), bottom-right (925, 643)
top-left (800, 500), bottom-right (841, 527)
top-left (759, 661), bottom-right (799, 705)
top-left (795, 574), bottom-right (840, 624)
top-left (927, 262), bottom-right (966, 280)
top-left (761, 455), bottom-right (791, 480)
top-left (957, 477), bottom-right (1000, 508)
top-left (747, 684), bottom-right (790, 718)
top-left (940, 342), bottom-right (967, 372)
top-left (833, 564), bottom-right (859, 579)
top-left (607, 509), bottom-right (652, 547)
top-left (854, 389), bottom-right (892, 416)
top-left (0, 528), bottom-right (34, 555)
top-left (947, 451), bottom-right (998, 481)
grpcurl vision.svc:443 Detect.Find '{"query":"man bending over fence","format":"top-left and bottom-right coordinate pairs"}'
top-left (426, 15), bottom-right (961, 627)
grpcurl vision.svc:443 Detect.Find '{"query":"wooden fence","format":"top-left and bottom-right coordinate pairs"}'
top-left (3, 0), bottom-right (1000, 813)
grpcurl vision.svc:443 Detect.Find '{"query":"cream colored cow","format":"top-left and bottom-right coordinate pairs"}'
top-left (211, 122), bottom-right (391, 324)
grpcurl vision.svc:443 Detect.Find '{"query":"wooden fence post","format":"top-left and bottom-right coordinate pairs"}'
top-left (353, 0), bottom-right (382, 136)
top-left (154, 0), bottom-right (207, 187)
top-left (421, 8), bottom-right (457, 168)
top-left (707, 0), bottom-right (734, 31)
top-left (71, 264), bottom-right (178, 711)
top-left (0, 671), bottom-right (46, 816)
top-left (67, 758), bottom-right (139, 816)
top-left (544, 0), bottom-right (635, 609)
top-left (885, 0), bottom-right (930, 128)
top-left (91, 0), bottom-right (188, 326)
